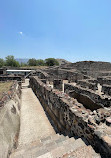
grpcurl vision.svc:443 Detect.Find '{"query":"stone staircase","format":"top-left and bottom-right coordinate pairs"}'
top-left (10, 134), bottom-right (100, 158)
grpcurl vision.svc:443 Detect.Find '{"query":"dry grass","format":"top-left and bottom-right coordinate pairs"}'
top-left (21, 66), bottom-right (48, 69)
top-left (0, 82), bottom-right (13, 98)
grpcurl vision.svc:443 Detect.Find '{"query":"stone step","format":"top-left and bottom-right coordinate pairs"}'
top-left (10, 137), bottom-right (84, 158)
top-left (50, 138), bottom-right (86, 158)
top-left (14, 134), bottom-right (58, 152)
top-left (10, 134), bottom-right (71, 158)
top-left (62, 145), bottom-right (101, 158)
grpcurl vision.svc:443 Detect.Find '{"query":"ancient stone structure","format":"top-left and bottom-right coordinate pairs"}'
top-left (0, 76), bottom-right (24, 82)
top-left (0, 68), bottom-right (6, 75)
top-left (30, 76), bottom-right (111, 158)
top-left (29, 61), bottom-right (111, 157)
top-left (1, 61), bottom-right (111, 158)
top-left (0, 81), bottom-right (21, 158)
top-left (53, 79), bottom-right (63, 91)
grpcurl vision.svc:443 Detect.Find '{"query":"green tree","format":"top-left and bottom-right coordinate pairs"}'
top-left (0, 58), bottom-right (5, 68)
top-left (20, 62), bottom-right (28, 67)
top-left (5, 55), bottom-right (20, 67)
top-left (28, 58), bottom-right (37, 66)
top-left (36, 59), bottom-right (45, 66)
top-left (45, 58), bottom-right (59, 66)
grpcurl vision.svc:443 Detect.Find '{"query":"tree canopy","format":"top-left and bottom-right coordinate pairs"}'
top-left (0, 55), bottom-right (59, 68)
top-left (5, 55), bottom-right (20, 67)
top-left (0, 58), bottom-right (5, 68)
top-left (45, 58), bottom-right (59, 66)
top-left (28, 58), bottom-right (37, 66)
top-left (36, 59), bottom-right (45, 66)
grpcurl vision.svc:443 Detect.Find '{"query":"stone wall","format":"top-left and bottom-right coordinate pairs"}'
top-left (59, 61), bottom-right (111, 78)
top-left (53, 79), bottom-right (63, 91)
top-left (66, 61), bottom-right (111, 72)
top-left (102, 84), bottom-right (111, 96)
top-left (36, 70), bottom-right (50, 80)
top-left (45, 68), bottom-right (85, 82)
top-left (0, 68), bottom-right (6, 75)
top-left (76, 80), bottom-right (97, 91)
top-left (87, 79), bottom-right (98, 84)
top-left (0, 76), bottom-right (24, 82)
top-left (97, 77), bottom-right (111, 85)
top-left (64, 83), bottom-right (111, 108)
top-left (30, 76), bottom-right (111, 158)
top-left (0, 81), bottom-right (21, 158)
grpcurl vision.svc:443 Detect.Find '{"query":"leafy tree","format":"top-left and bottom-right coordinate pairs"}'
top-left (36, 59), bottom-right (45, 66)
top-left (28, 58), bottom-right (37, 66)
top-left (45, 58), bottom-right (59, 66)
top-left (0, 58), bottom-right (5, 68)
top-left (5, 55), bottom-right (20, 67)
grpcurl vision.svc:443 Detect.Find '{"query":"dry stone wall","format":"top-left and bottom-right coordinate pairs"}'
top-left (30, 76), bottom-right (111, 158)
top-left (76, 80), bottom-right (97, 91)
top-left (53, 79), bottom-right (63, 91)
top-left (64, 83), bottom-right (111, 108)
top-left (36, 70), bottom-right (50, 79)
top-left (102, 84), bottom-right (111, 96)
top-left (65, 61), bottom-right (111, 72)
top-left (45, 68), bottom-right (85, 82)
top-left (98, 77), bottom-right (111, 86)
top-left (0, 76), bottom-right (23, 82)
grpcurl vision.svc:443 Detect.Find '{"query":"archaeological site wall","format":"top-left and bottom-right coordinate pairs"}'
top-left (30, 76), bottom-right (111, 158)
top-left (76, 80), bottom-right (97, 91)
top-left (59, 61), bottom-right (111, 78)
top-left (66, 61), bottom-right (111, 71)
top-left (0, 81), bottom-right (21, 158)
top-left (102, 84), bottom-right (111, 96)
top-left (0, 76), bottom-right (24, 82)
top-left (44, 68), bottom-right (87, 82)
top-left (64, 83), bottom-right (111, 109)
top-left (97, 77), bottom-right (111, 86)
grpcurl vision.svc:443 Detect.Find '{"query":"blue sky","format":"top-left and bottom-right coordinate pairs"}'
top-left (0, 0), bottom-right (111, 62)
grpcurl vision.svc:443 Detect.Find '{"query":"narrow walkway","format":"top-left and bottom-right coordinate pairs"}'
top-left (18, 79), bottom-right (55, 147)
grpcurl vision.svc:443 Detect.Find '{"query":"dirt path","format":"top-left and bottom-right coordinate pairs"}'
top-left (18, 79), bottom-right (55, 147)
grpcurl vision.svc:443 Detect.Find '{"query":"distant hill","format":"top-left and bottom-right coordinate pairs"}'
top-left (56, 59), bottom-right (71, 65)
top-left (16, 58), bottom-right (29, 64)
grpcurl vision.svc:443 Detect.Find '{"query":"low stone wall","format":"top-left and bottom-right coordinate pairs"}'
top-left (77, 80), bottom-right (97, 91)
top-left (30, 76), bottom-right (111, 158)
top-left (87, 79), bottom-right (98, 84)
top-left (40, 79), bottom-right (47, 84)
top-left (53, 79), bottom-right (62, 91)
top-left (36, 70), bottom-right (50, 80)
top-left (97, 77), bottom-right (111, 85)
top-left (0, 76), bottom-right (24, 82)
top-left (102, 84), bottom-right (111, 96)
top-left (64, 83), bottom-right (111, 108)
top-left (0, 81), bottom-right (21, 158)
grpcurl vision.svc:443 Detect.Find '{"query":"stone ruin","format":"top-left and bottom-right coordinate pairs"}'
top-left (29, 61), bottom-right (111, 158)
top-left (0, 81), bottom-right (21, 157)
top-left (0, 61), bottom-right (111, 158)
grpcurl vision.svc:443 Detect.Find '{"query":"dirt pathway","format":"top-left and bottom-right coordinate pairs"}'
top-left (18, 79), bottom-right (55, 147)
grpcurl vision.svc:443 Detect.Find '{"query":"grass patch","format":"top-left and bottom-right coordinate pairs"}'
top-left (0, 82), bottom-right (13, 98)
